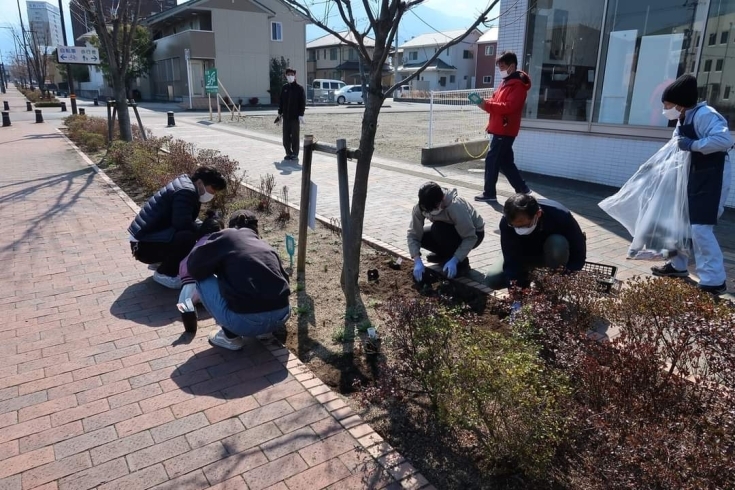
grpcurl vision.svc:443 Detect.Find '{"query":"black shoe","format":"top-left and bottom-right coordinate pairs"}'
top-left (651, 263), bottom-right (689, 278)
top-left (426, 254), bottom-right (446, 264)
top-left (474, 194), bottom-right (497, 203)
top-left (284, 155), bottom-right (293, 161)
top-left (698, 282), bottom-right (727, 295)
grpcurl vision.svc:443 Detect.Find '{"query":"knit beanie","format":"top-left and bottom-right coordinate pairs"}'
top-left (661, 74), bottom-right (698, 107)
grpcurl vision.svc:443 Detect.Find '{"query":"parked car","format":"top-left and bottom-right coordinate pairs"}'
top-left (335, 85), bottom-right (364, 105)
top-left (311, 79), bottom-right (346, 102)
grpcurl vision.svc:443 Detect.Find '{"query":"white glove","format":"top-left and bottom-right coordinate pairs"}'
top-left (298, 116), bottom-right (305, 124)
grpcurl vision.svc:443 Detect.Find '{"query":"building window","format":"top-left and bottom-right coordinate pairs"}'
top-left (484, 45), bottom-right (495, 56)
top-left (462, 49), bottom-right (473, 59)
top-left (270, 21), bottom-right (282, 41)
top-left (721, 31), bottom-right (729, 44)
top-left (450, 75), bottom-right (456, 83)
top-left (709, 33), bottom-right (717, 45)
top-left (439, 76), bottom-right (446, 87)
top-left (524, 0), bottom-right (604, 122)
top-left (348, 48), bottom-right (356, 60)
top-left (409, 51), bottom-right (418, 61)
top-left (330, 48), bottom-right (337, 60)
top-left (716, 58), bottom-right (724, 71)
top-left (593, 0), bottom-right (707, 127)
top-left (308, 50), bottom-right (315, 62)
top-left (704, 59), bottom-right (712, 72)
top-left (483, 75), bottom-right (493, 84)
top-left (725, 86), bottom-right (731, 99)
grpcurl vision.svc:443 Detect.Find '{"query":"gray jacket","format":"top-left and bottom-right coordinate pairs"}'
top-left (407, 188), bottom-right (485, 261)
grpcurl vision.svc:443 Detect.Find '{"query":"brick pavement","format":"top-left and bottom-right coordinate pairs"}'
top-left (0, 88), bottom-right (431, 489)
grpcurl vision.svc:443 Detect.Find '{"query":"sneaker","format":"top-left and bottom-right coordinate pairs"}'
top-left (152, 271), bottom-right (182, 289)
top-left (698, 282), bottom-right (727, 295)
top-left (522, 188), bottom-right (533, 195)
top-left (651, 263), bottom-right (689, 278)
top-left (474, 194), bottom-right (497, 203)
top-left (208, 328), bottom-right (245, 350)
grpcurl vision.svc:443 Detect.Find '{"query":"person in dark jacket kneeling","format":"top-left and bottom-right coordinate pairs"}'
top-left (128, 167), bottom-right (227, 289)
top-left (484, 194), bottom-right (587, 289)
top-left (187, 210), bottom-right (291, 351)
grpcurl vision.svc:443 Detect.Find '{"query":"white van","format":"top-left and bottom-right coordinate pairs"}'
top-left (311, 79), bottom-right (346, 102)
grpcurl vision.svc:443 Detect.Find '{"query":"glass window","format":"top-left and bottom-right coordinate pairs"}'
top-left (523, 0), bottom-right (605, 121)
top-left (485, 45), bottom-right (495, 56)
top-left (450, 75), bottom-right (456, 83)
top-left (439, 76), bottom-right (446, 87)
top-left (463, 50), bottom-right (473, 59)
top-left (709, 32), bottom-right (718, 45)
top-left (330, 48), bottom-right (337, 60)
top-left (593, 0), bottom-right (708, 127)
top-left (721, 30), bottom-right (729, 43)
top-left (270, 22), bottom-right (282, 42)
top-left (409, 51), bottom-right (418, 61)
top-left (483, 75), bottom-right (493, 84)
top-left (696, 0), bottom-right (735, 125)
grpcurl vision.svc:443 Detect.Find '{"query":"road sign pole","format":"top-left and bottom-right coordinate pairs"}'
top-left (208, 93), bottom-right (212, 121)
top-left (185, 49), bottom-right (193, 110)
top-left (56, 0), bottom-right (77, 113)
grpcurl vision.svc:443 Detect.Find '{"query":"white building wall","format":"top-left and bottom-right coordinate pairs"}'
top-left (494, 0), bottom-right (733, 208)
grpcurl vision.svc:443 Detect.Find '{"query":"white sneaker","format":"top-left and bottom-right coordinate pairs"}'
top-left (152, 271), bottom-right (182, 289)
top-left (208, 328), bottom-right (245, 350)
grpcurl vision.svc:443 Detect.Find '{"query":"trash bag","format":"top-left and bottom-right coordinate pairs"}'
top-left (599, 138), bottom-right (691, 261)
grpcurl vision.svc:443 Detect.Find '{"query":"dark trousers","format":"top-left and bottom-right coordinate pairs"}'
top-left (420, 221), bottom-right (484, 263)
top-left (484, 135), bottom-right (529, 198)
top-left (130, 230), bottom-right (197, 277)
top-left (282, 118), bottom-right (300, 158)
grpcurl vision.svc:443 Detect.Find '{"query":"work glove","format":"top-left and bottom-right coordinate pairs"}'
top-left (298, 116), bottom-right (305, 124)
top-left (677, 136), bottom-right (694, 152)
top-left (443, 257), bottom-right (459, 279)
top-left (413, 258), bottom-right (425, 282)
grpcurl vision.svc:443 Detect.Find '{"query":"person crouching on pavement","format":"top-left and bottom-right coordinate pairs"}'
top-left (484, 193), bottom-right (587, 289)
top-left (186, 209), bottom-right (291, 351)
top-left (408, 182), bottom-right (485, 281)
top-left (177, 210), bottom-right (224, 307)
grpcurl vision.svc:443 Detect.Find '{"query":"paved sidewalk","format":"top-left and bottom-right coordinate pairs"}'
top-left (0, 89), bottom-right (423, 489)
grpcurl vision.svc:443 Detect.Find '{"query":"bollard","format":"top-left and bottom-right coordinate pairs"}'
top-left (70, 94), bottom-right (77, 115)
top-left (26, 101), bottom-right (32, 111)
top-left (1, 111), bottom-right (10, 127)
top-left (60, 101), bottom-right (67, 112)
top-left (2, 101), bottom-right (8, 111)
top-left (167, 111), bottom-right (175, 127)
top-left (79, 108), bottom-right (85, 115)
top-left (35, 109), bottom-right (43, 123)
top-left (93, 97), bottom-right (99, 106)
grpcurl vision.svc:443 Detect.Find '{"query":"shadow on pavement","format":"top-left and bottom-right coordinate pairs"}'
top-left (110, 279), bottom-right (183, 327)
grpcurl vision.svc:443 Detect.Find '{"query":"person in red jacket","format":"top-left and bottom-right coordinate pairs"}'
top-left (471, 51), bottom-right (532, 203)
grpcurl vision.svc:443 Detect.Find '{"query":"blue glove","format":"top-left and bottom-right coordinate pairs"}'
top-left (678, 137), bottom-right (694, 152)
top-left (413, 258), bottom-right (425, 282)
top-left (443, 257), bottom-right (459, 279)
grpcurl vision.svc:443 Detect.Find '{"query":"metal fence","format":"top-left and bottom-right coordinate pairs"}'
top-left (427, 88), bottom-right (495, 148)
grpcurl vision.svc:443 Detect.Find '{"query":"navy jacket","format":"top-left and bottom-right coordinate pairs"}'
top-left (499, 200), bottom-right (586, 283)
top-left (128, 174), bottom-right (201, 243)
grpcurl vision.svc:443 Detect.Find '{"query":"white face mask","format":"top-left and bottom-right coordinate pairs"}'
top-left (513, 216), bottom-right (538, 235)
top-left (199, 190), bottom-right (214, 203)
top-left (662, 106), bottom-right (681, 120)
top-left (500, 68), bottom-right (513, 78)
top-left (286, 76), bottom-right (295, 83)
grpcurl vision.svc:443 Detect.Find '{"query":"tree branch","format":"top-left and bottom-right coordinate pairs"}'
top-left (386, 0), bottom-right (499, 95)
top-left (360, 0), bottom-right (377, 29)
top-left (279, 0), bottom-right (364, 53)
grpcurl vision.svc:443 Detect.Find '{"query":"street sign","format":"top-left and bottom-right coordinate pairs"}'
top-left (205, 68), bottom-right (218, 94)
top-left (56, 46), bottom-right (100, 65)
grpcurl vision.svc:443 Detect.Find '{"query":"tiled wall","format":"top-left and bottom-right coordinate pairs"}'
top-left (495, 0), bottom-right (735, 208)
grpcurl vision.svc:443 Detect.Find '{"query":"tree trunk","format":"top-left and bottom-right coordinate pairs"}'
top-left (342, 69), bottom-right (385, 308)
top-left (113, 77), bottom-right (133, 141)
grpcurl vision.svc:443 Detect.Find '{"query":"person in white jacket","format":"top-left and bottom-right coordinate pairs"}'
top-left (651, 74), bottom-right (732, 294)
top-left (407, 182), bottom-right (485, 281)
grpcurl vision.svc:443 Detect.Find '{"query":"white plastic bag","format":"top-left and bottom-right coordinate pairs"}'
top-left (599, 139), bottom-right (691, 261)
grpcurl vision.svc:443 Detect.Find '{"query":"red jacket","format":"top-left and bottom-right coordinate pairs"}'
top-left (480, 71), bottom-right (532, 137)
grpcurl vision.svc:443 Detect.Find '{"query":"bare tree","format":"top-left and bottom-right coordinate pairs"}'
top-left (27, 30), bottom-right (52, 97)
top-left (71, 0), bottom-right (144, 141)
top-left (280, 0), bottom-right (499, 308)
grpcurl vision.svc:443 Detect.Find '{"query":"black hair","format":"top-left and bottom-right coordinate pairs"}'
top-left (285, 68), bottom-right (296, 75)
top-left (497, 51), bottom-right (518, 68)
top-left (198, 210), bottom-right (223, 238)
top-left (417, 182), bottom-right (444, 213)
top-left (503, 193), bottom-right (539, 222)
top-left (191, 166), bottom-right (227, 191)
top-left (228, 209), bottom-right (259, 235)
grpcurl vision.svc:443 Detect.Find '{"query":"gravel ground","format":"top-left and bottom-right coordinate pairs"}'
top-left (226, 110), bottom-right (481, 165)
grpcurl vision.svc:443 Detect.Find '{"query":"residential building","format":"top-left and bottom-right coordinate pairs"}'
top-left (494, 0), bottom-right (735, 208)
top-left (475, 27), bottom-right (498, 89)
top-left (142, 0), bottom-right (308, 106)
top-left (306, 31), bottom-right (393, 86)
top-left (396, 28), bottom-right (481, 91)
top-left (26, 1), bottom-right (63, 48)
top-left (70, 0), bottom-right (177, 46)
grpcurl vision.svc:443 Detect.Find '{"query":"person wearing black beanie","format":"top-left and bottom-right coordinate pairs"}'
top-left (651, 74), bottom-right (733, 294)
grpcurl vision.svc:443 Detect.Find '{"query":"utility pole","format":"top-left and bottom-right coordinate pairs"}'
top-left (15, 0), bottom-right (35, 90)
top-left (57, 0), bottom-right (77, 114)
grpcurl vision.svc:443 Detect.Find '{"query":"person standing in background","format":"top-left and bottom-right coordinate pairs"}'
top-left (277, 68), bottom-right (306, 161)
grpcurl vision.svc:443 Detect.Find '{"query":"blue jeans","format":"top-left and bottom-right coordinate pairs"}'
top-left (484, 135), bottom-right (529, 198)
top-left (197, 276), bottom-right (291, 337)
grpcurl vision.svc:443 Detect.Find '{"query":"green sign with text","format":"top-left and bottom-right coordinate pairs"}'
top-left (205, 68), bottom-right (218, 94)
